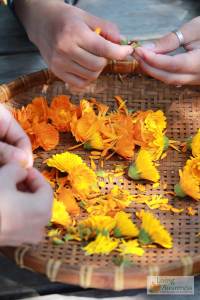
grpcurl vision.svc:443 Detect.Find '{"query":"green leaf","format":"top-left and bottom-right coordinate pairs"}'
top-left (139, 229), bottom-right (152, 245)
top-left (53, 238), bottom-right (65, 245)
top-left (186, 136), bottom-right (193, 150)
top-left (120, 38), bottom-right (129, 45)
top-left (113, 227), bottom-right (122, 238)
top-left (96, 170), bottom-right (106, 177)
top-left (79, 201), bottom-right (86, 209)
top-left (163, 135), bottom-right (169, 151)
top-left (83, 142), bottom-right (93, 150)
top-left (128, 164), bottom-right (141, 180)
top-left (63, 234), bottom-right (74, 241)
top-left (174, 183), bottom-right (186, 198)
top-left (101, 229), bottom-right (109, 236)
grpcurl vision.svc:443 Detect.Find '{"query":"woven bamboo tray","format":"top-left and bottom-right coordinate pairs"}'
top-left (0, 62), bottom-right (200, 290)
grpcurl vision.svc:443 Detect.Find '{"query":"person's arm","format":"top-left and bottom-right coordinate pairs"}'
top-left (134, 17), bottom-right (200, 85)
top-left (14, 0), bottom-right (133, 89)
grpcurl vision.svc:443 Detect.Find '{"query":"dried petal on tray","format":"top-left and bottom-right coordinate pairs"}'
top-left (83, 233), bottom-right (119, 255)
top-left (117, 239), bottom-right (144, 256)
top-left (128, 149), bottom-right (160, 182)
top-left (187, 206), bottom-right (197, 216)
top-left (137, 210), bottom-right (173, 249)
top-left (51, 198), bottom-right (71, 228)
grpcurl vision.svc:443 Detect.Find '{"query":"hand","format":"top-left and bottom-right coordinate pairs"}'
top-left (15, 0), bottom-right (133, 89)
top-left (0, 163), bottom-right (53, 246)
top-left (134, 17), bottom-right (200, 85)
top-left (0, 104), bottom-right (33, 167)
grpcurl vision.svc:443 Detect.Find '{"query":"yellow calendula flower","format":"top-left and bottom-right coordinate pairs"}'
top-left (69, 164), bottom-right (99, 198)
top-left (114, 211), bottom-right (139, 238)
top-left (51, 199), bottom-right (71, 228)
top-left (46, 151), bottom-right (83, 173)
top-left (138, 210), bottom-right (173, 249)
top-left (83, 234), bottom-right (119, 255)
top-left (80, 215), bottom-right (116, 236)
top-left (84, 132), bottom-right (104, 150)
top-left (117, 239), bottom-right (144, 256)
top-left (128, 149), bottom-right (160, 182)
top-left (184, 156), bottom-right (200, 182)
top-left (175, 169), bottom-right (200, 201)
top-left (144, 110), bottom-right (167, 133)
top-left (190, 129), bottom-right (200, 157)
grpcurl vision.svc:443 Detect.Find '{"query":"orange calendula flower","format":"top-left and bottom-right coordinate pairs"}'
top-left (68, 163), bottom-right (99, 198)
top-left (138, 210), bottom-right (173, 249)
top-left (51, 198), bottom-right (71, 228)
top-left (70, 99), bottom-right (99, 142)
top-left (128, 149), bottom-right (160, 182)
top-left (57, 187), bottom-right (80, 216)
top-left (26, 96), bottom-right (49, 123)
top-left (31, 122), bottom-right (59, 151)
top-left (49, 95), bottom-right (78, 132)
top-left (132, 110), bottom-right (167, 160)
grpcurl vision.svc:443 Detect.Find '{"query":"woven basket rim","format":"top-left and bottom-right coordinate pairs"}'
top-left (0, 68), bottom-right (200, 290)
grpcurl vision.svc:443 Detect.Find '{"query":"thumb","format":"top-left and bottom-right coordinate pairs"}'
top-left (143, 17), bottom-right (200, 54)
top-left (142, 32), bottom-right (181, 54)
top-left (0, 163), bottom-right (28, 186)
top-left (85, 13), bottom-right (120, 44)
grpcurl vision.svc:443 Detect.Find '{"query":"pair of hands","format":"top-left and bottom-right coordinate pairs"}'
top-left (0, 105), bottom-right (53, 246)
top-left (15, 1), bottom-right (200, 88)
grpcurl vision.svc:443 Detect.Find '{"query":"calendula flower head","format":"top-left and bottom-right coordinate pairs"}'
top-left (128, 149), bottom-right (160, 182)
top-left (117, 239), bottom-right (144, 256)
top-left (51, 198), bottom-right (71, 228)
top-left (132, 110), bottom-right (167, 160)
top-left (184, 155), bottom-right (200, 182)
top-left (138, 210), bottom-right (173, 249)
top-left (84, 132), bottom-right (104, 150)
top-left (83, 233), bottom-right (119, 255)
top-left (49, 95), bottom-right (78, 132)
top-left (57, 187), bottom-right (80, 216)
top-left (79, 215), bottom-right (116, 237)
top-left (189, 129), bottom-right (200, 157)
top-left (114, 211), bottom-right (139, 238)
top-left (31, 122), bottom-right (59, 151)
top-left (26, 97), bottom-right (49, 124)
top-left (46, 151), bottom-right (83, 173)
top-left (70, 99), bottom-right (99, 142)
top-left (175, 169), bottom-right (200, 201)
top-left (68, 164), bottom-right (99, 198)
top-left (145, 134), bottom-right (169, 161)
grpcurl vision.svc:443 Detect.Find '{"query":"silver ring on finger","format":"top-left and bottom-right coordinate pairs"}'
top-left (172, 30), bottom-right (185, 47)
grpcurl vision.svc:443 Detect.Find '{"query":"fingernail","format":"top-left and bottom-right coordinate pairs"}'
top-left (142, 42), bottom-right (155, 49)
